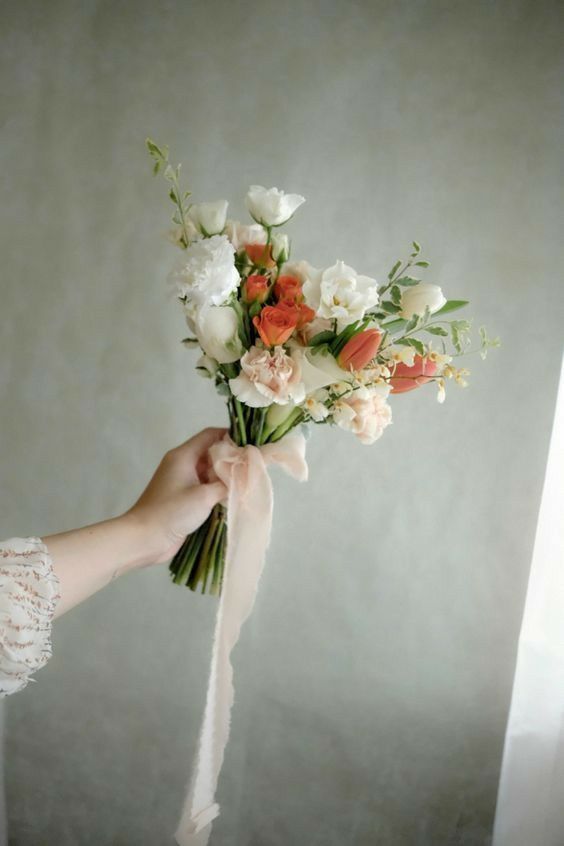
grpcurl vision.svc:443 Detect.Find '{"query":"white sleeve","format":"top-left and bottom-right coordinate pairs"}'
top-left (0, 537), bottom-right (61, 697)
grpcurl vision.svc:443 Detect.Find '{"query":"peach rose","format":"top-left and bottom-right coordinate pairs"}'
top-left (276, 300), bottom-right (316, 331)
top-left (274, 275), bottom-right (304, 303)
top-left (337, 328), bottom-right (383, 371)
top-left (389, 355), bottom-right (437, 393)
top-left (246, 243), bottom-right (276, 269)
top-left (243, 274), bottom-right (270, 304)
top-left (253, 304), bottom-right (299, 346)
top-left (229, 345), bottom-right (305, 407)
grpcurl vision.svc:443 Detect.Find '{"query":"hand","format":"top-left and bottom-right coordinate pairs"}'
top-left (125, 427), bottom-right (228, 566)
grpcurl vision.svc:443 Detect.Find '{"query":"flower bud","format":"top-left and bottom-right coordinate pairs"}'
top-left (399, 283), bottom-right (446, 320)
top-left (245, 243), bottom-right (276, 269)
top-left (389, 355), bottom-right (437, 393)
top-left (243, 274), bottom-right (270, 304)
top-left (187, 200), bottom-right (228, 236)
top-left (271, 232), bottom-right (290, 262)
top-left (337, 329), bottom-right (382, 371)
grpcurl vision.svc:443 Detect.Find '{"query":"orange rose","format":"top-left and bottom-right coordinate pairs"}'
top-left (274, 274), bottom-right (304, 303)
top-left (337, 329), bottom-right (382, 371)
top-left (389, 355), bottom-right (437, 393)
top-left (246, 243), bottom-right (276, 269)
top-left (253, 304), bottom-right (299, 347)
top-left (243, 274), bottom-right (270, 304)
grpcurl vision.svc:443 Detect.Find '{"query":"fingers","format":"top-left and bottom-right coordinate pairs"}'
top-left (201, 480), bottom-right (227, 507)
top-left (177, 427), bottom-right (228, 462)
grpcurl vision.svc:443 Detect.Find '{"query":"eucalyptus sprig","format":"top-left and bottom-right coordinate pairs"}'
top-left (146, 138), bottom-right (192, 248)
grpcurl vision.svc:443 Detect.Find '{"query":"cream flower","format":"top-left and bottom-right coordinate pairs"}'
top-left (290, 345), bottom-right (352, 395)
top-left (399, 282), bottom-right (446, 320)
top-left (303, 260), bottom-right (379, 329)
top-left (304, 389), bottom-right (330, 422)
top-left (170, 234), bottom-right (239, 310)
top-left (246, 185), bottom-right (306, 227)
top-left (230, 346), bottom-right (305, 408)
top-left (380, 345), bottom-right (417, 367)
top-left (188, 200), bottom-right (228, 236)
top-left (332, 385), bottom-right (392, 445)
top-left (225, 220), bottom-right (267, 251)
top-left (195, 306), bottom-right (243, 364)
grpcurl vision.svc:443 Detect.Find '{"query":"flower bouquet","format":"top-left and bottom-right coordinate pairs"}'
top-left (147, 139), bottom-right (498, 597)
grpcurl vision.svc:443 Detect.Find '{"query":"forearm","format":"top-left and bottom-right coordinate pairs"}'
top-left (43, 513), bottom-right (150, 619)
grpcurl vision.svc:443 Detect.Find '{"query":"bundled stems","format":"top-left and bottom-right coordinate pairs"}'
top-left (168, 399), bottom-right (304, 595)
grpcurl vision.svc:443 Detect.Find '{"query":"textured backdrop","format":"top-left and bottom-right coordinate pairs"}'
top-left (1, 1), bottom-right (563, 844)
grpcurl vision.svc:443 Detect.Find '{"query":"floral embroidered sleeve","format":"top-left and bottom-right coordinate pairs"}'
top-left (0, 537), bottom-right (61, 697)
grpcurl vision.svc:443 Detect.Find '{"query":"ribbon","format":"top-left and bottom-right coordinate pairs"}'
top-left (174, 431), bottom-right (308, 846)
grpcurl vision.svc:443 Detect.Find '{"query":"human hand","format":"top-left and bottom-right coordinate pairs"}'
top-left (125, 427), bottom-right (228, 566)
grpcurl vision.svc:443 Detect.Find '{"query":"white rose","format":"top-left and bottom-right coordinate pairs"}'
top-left (230, 345), bottom-right (305, 408)
top-left (332, 386), bottom-right (393, 445)
top-left (188, 200), bottom-right (228, 236)
top-left (195, 306), bottom-right (243, 364)
top-left (225, 220), bottom-right (267, 251)
top-left (170, 234), bottom-right (239, 309)
top-left (399, 283), bottom-right (446, 320)
top-left (245, 185), bottom-right (306, 227)
top-left (271, 232), bottom-right (290, 262)
top-left (303, 260), bottom-right (379, 329)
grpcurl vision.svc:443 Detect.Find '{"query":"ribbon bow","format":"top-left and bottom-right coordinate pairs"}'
top-left (175, 431), bottom-right (308, 845)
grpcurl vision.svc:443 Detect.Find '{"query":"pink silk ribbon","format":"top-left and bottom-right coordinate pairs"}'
top-left (174, 431), bottom-right (308, 846)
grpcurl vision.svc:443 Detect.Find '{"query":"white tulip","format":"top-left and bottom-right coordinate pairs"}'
top-left (399, 283), bottom-right (446, 320)
top-left (188, 200), bottom-right (228, 236)
top-left (195, 306), bottom-right (243, 364)
top-left (271, 232), bottom-right (290, 262)
top-left (245, 185), bottom-right (306, 227)
top-left (303, 260), bottom-right (379, 329)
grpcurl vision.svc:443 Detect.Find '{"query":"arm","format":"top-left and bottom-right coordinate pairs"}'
top-left (44, 427), bottom-right (227, 618)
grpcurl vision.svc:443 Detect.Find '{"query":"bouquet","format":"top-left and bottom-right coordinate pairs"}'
top-left (147, 139), bottom-right (499, 597)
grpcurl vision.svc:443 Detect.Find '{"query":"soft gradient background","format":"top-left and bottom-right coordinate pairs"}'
top-left (1, 1), bottom-right (563, 844)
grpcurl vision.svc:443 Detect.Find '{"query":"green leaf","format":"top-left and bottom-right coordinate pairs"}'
top-left (381, 317), bottom-right (408, 332)
top-left (309, 330), bottom-right (336, 347)
top-left (425, 325), bottom-right (449, 336)
top-left (403, 313), bottom-right (420, 333)
top-left (434, 300), bottom-right (469, 316)
top-left (411, 241), bottom-right (421, 255)
top-left (216, 381), bottom-right (231, 397)
top-left (414, 260), bottom-right (430, 268)
top-left (169, 187), bottom-right (178, 204)
top-left (388, 260), bottom-right (402, 280)
top-left (390, 285), bottom-right (402, 306)
top-left (381, 301), bottom-right (401, 314)
top-left (395, 276), bottom-right (420, 286)
top-left (181, 337), bottom-right (199, 348)
top-left (396, 337), bottom-right (426, 356)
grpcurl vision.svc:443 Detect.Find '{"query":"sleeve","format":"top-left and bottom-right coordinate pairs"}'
top-left (0, 537), bottom-right (61, 698)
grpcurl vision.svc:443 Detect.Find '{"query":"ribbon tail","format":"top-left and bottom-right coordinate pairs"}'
top-left (174, 448), bottom-right (274, 845)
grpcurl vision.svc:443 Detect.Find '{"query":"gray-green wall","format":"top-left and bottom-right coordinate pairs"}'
top-left (1, 1), bottom-right (563, 843)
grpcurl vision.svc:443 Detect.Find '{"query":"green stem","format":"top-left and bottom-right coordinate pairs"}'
top-left (267, 408), bottom-right (304, 443)
top-left (234, 399), bottom-right (247, 445)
